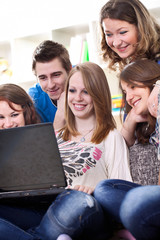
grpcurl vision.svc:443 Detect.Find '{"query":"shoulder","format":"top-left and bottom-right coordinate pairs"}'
top-left (28, 83), bottom-right (43, 98)
top-left (106, 128), bottom-right (124, 140)
top-left (103, 128), bottom-right (127, 149)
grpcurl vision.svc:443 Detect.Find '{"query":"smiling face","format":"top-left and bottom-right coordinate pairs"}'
top-left (68, 71), bottom-right (95, 120)
top-left (0, 101), bottom-right (25, 129)
top-left (102, 18), bottom-right (138, 59)
top-left (121, 80), bottom-right (151, 115)
top-left (35, 58), bottom-right (68, 100)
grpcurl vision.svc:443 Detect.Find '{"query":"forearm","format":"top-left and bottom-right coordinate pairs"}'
top-left (121, 115), bottom-right (136, 147)
top-left (53, 109), bottom-right (66, 130)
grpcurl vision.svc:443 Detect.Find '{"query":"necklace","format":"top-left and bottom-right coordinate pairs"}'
top-left (80, 128), bottom-right (94, 142)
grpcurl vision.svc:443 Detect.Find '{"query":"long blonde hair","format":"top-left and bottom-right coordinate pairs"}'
top-left (61, 62), bottom-right (116, 144)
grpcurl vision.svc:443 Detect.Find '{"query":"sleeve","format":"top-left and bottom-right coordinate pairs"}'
top-left (28, 83), bottom-right (57, 123)
top-left (104, 129), bottom-right (133, 182)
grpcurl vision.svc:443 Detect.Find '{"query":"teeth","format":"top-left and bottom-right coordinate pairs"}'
top-left (134, 100), bottom-right (140, 106)
top-left (74, 104), bottom-right (84, 109)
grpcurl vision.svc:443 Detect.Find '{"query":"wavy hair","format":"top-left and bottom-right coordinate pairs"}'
top-left (61, 62), bottom-right (116, 144)
top-left (0, 84), bottom-right (40, 125)
top-left (100, 0), bottom-right (160, 71)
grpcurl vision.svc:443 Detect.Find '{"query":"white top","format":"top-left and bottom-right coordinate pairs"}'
top-left (56, 129), bottom-right (132, 188)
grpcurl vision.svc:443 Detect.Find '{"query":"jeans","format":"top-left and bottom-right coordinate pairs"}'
top-left (0, 190), bottom-right (108, 240)
top-left (0, 218), bottom-right (36, 240)
top-left (93, 179), bottom-right (140, 222)
top-left (120, 185), bottom-right (160, 240)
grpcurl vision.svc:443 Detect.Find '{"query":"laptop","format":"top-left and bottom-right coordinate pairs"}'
top-left (0, 122), bottom-right (67, 199)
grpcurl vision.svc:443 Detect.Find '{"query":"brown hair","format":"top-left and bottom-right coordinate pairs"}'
top-left (120, 59), bottom-right (160, 143)
top-left (100, 0), bottom-right (160, 71)
top-left (32, 40), bottom-right (72, 75)
top-left (0, 84), bottom-right (40, 125)
top-left (60, 62), bottom-right (116, 144)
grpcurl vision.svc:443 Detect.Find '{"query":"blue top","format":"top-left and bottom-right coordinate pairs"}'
top-left (28, 83), bottom-right (57, 123)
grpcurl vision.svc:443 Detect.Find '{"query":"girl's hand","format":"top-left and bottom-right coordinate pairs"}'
top-left (128, 108), bottom-right (148, 123)
top-left (73, 185), bottom-right (94, 195)
top-left (147, 86), bottom-right (159, 118)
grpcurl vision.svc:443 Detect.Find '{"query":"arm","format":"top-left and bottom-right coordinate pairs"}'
top-left (105, 129), bottom-right (132, 181)
top-left (53, 92), bottom-right (66, 130)
top-left (121, 108), bottom-right (148, 147)
top-left (147, 82), bottom-right (159, 118)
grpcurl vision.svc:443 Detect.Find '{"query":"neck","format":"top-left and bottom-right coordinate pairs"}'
top-left (75, 115), bottom-right (96, 132)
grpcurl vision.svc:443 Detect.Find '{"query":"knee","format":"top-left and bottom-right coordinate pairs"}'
top-left (94, 179), bottom-right (126, 202)
top-left (47, 190), bottom-right (102, 227)
top-left (94, 179), bottom-right (114, 199)
top-left (120, 186), bottom-right (153, 227)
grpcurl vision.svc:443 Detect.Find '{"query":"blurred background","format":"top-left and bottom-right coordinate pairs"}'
top-left (0, 0), bottom-right (160, 94)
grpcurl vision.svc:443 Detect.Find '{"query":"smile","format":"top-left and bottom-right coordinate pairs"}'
top-left (48, 88), bottom-right (59, 94)
top-left (133, 99), bottom-right (141, 107)
top-left (74, 104), bottom-right (86, 111)
top-left (117, 45), bottom-right (129, 52)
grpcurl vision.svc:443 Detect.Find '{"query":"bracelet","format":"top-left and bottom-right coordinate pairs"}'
top-left (153, 80), bottom-right (160, 88)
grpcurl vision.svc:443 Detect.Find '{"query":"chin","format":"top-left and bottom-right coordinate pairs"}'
top-left (118, 52), bottom-right (132, 59)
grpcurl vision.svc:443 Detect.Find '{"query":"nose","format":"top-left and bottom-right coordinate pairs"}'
top-left (3, 118), bottom-right (14, 129)
top-left (126, 91), bottom-right (133, 103)
top-left (112, 36), bottom-right (122, 48)
top-left (48, 78), bottom-right (56, 89)
top-left (75, 92), bottom-right (82, 101)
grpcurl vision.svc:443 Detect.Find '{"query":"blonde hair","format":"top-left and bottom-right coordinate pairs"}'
top-left (61, 62), bottom-right (116, 144)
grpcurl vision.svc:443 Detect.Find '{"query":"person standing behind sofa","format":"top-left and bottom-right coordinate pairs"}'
top-left (99, 0), bottom-right (160, 72)
top-left (28, 40), bottom-right (72, 123)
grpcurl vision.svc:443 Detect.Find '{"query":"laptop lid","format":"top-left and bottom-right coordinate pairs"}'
top-left (0, 123), bottom-right (67, 199)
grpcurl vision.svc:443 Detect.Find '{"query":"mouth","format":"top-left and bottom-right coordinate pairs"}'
top-left (132, 98), bottom-right (141, 107)
top-left (73, 104), bottom-right (86, 111)
top-left (117, 45), bottom-right (129, 52)
top-left (48, 88), bottom-right (59, 95)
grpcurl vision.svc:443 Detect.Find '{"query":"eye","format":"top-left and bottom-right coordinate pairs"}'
top-left (11, 113), bottom-right (20, 118)
top-left (120, 31), bottom-right (128, 35)
top-left (131, 85), bottom-right (135, 89)
top-left (38, 76), bottom-right (47, 81)
top-left (0, 115), bottom-right (4, 119)
top-left (68, 88), bottom-right (75, 93)
top-left (53, 72), bottom-right (61, 77)
top-left (105, 33), bottom-right (112, 37)
top-left (83, 90), bottom-right (88, 94)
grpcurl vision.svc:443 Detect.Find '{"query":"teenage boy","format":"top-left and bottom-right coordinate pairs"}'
top-left (28, 40), bottom-right (72, 123)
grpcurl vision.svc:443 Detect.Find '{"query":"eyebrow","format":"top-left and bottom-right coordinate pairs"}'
top-left (105, 27), bottom-right (127, 32)
top-left (38, 71), bottom-right (63, 78)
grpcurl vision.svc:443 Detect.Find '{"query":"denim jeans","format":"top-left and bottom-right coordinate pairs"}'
top-left (0, 190), bottom-right (108, 240)
top-left (120, 185), bottom-right (160, 240)
top-left (0, 200), bottom-right (46, 230)
top-left (93, 179), bottom-right (140, 222)
top-left (0, 218), bottom-right (36, 240)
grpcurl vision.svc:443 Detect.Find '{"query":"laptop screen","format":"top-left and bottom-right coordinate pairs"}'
top-left (0, 123), bottom-right (66, 191)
